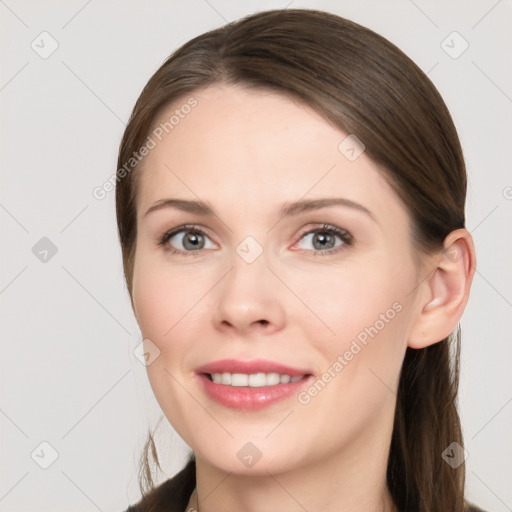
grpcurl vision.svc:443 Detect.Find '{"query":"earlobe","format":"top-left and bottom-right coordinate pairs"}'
top-left (408, 228), bottom-right (476, 349)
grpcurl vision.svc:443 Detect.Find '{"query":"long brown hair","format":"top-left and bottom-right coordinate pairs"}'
top-left (116, 8), bottom-right (473, 511)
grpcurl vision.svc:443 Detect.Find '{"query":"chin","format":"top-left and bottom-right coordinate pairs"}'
top-left (193, 438), bottom-right (307, 477)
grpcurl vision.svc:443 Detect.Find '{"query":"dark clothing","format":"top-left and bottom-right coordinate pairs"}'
top-left (124, 456), bottom-right (487, 512)
top-left (126, 456), bottom-right (196, 512)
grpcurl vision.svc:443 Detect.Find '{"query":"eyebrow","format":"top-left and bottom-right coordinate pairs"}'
top-left (144, 197), bottom-right (377, 222)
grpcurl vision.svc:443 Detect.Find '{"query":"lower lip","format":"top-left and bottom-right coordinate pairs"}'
top-left (197, 373), bottom-right (313, 411)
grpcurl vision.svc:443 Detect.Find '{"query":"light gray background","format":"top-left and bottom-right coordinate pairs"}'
top-left (1, 1), bottom-right (511, 511)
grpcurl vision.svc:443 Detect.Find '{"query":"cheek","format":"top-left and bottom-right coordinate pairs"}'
top-left (131, 259), bottom-right (205, 441)
top-left (132, 271), bottom-right (169, 340)
top-left (132, 256), bottom-right (197, 349)
top-left (292, 257), bottom-right (414, 390)
top-left (288, 260), bottom-right (410, 341)
top-left (293, 271), bottom-right (411, 430)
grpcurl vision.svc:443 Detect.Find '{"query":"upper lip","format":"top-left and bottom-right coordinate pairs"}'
top-left (195, 359), bottom-right (312, 377)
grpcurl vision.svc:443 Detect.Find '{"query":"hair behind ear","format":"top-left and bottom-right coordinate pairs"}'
top-left (138, 427), bottom-right (161, 497)
top-left (388, 328), bottom-right (465, 511)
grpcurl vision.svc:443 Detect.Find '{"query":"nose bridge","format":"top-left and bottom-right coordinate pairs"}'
top-left (235, 233), bottom-right (266, 266)
top-left (226, 234), bottom-right (271, 298)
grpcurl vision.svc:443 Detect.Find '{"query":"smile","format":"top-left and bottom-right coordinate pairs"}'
top-left (207, 372), bottom-right (305, 387)
top-left (195, 359), bottom-right (314, 410)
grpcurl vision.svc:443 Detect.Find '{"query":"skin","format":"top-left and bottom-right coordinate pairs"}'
top-left (130, 83), bottom-right (476, 512)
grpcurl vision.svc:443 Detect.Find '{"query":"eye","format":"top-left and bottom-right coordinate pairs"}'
top-left (294, 224), bottom-right (353, 256)
top-left (158, 223), bottom-right (353, 257)
top-left (158, 224), bottom-right (216, 256)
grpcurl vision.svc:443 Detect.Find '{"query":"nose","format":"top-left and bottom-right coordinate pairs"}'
top-left (212, 252), bottom-right (286, 337)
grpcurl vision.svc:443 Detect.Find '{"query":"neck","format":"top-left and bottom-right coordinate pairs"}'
top-left (187, 411), bottom-right (398, 512)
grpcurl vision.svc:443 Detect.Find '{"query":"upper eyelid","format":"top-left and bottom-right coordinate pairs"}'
top-left (164, 224), bottom-right (215, 241)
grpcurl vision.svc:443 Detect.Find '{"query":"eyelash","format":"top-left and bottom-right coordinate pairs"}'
top-left (157, 223), bottom-right (353, 257)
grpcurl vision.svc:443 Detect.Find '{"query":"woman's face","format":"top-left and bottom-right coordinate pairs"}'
top-left (131, 83), bottom-right (425, 475)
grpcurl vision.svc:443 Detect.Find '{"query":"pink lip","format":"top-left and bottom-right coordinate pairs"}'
top-left (195, 358), bottom-right (311, 377)
top-left (195, 359), bottom-right (314, 411)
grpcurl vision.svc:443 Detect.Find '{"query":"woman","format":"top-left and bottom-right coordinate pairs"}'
top-left (116, 8), bottom-right (484, 512)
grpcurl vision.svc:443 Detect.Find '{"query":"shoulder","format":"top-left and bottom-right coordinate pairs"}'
top-left (122, 456), bottom-right (196, 512)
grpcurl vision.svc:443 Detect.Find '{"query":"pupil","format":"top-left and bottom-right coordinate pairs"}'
top-left (184, 232), bottom-right (203, 250)
top-left (315, 232), bottom-right (334, 250)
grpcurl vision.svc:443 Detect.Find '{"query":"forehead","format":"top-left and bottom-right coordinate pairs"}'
top-left (136, 84), bottom-right (405, 223)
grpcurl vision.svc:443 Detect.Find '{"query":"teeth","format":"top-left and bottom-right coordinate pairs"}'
top-left (210, 372), bottom-right (305, 387)
top-left (266, 372), bottom-right (281, 386)
top-left (231, 373), bottom-right (248, 386)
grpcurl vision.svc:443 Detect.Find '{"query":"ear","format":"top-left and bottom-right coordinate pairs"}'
top-left (408, 228), bottom-right (477, 349)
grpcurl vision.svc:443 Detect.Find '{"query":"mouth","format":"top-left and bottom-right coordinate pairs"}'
top-left (195, 359), bottom-right (314, 410)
